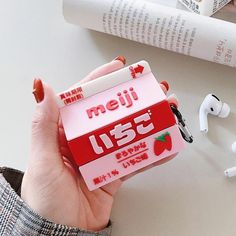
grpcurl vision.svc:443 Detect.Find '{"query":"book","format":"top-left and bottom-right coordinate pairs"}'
top-left (63, 0), bottom-right (236, 68)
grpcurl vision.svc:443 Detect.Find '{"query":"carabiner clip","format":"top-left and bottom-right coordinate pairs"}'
top-left (171, 105), bottom-right (193, 143)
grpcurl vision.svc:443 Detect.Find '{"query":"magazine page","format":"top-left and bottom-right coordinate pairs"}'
top-left (63, 0), bottom-right (236, 68)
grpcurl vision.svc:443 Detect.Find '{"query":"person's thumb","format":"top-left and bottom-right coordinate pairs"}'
top-left (30, 79), bottom-right (62, 168)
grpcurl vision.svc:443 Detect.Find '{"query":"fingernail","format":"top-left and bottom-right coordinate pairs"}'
top-left (160, 81), bottom-right (169, 91)
top-left (113, 55), bottom-right (126, 65)
top-left (33, 78), bottom-right (44, 103)
top-left (168, 93), bottom-right (179, 107)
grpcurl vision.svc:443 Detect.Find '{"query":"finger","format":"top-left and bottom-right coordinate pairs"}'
top-left (30, 79), bottom-right (63, 167)
top-left (121, 154), bottom-right (177, 182)
top-left (160, 81), bottom-right (169, 94)
top-left (72, 56), bottom-right (126, 87)
top-left (59, 127), bottom-right (72, 157)
top-left (100, 179), bottom-right (123, 196)
top-left (159, 81), bottom-right (179, 107)
top-left (58, 117), bottom-right (73, 158)
top-left (62, 156), bottom-right (78, 176)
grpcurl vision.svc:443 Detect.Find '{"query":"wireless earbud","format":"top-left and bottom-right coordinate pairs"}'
top-left (232, 142), bottom-right (236, 153)
top-left (199, 94), bottom-right (230, 133)
top-left (224, 142), bottom-right (236, 178)
top-left (224, 166), bottom-right (236, 178)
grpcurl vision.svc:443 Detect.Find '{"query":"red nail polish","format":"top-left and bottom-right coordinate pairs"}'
top-left (33, 78), bottom-right (44, 103)
top-left (160, 81), bottom-right (169, 91)
top-left (114, 55), bottom-right (126, 65)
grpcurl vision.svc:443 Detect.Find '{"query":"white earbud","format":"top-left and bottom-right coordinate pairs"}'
top-left (224, 142), bottom-right (236, 178)
top-left (199, 94), bottom-right (230, 133)
top-left (232, 142), bottom-right (236, 153)
top-left (225, 166), bottom-right (236, 178)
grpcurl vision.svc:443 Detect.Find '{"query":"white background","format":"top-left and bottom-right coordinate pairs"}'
top-left (0, 1), bottom-right (236, 235)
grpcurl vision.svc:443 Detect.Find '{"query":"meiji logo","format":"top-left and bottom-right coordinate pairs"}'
top-left (87, 87), bottom-right (138, 119)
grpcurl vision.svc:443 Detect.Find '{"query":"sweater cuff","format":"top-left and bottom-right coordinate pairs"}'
top-left (0, 168), bottom-right (112, 236)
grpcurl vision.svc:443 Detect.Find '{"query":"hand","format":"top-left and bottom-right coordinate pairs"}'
top-left (21, 57), bottom-right (179, 231)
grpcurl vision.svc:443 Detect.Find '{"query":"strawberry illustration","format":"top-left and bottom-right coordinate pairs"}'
top-left (153, 132), bottom-right (172, 156)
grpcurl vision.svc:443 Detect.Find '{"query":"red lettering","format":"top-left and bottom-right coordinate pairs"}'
top-left (76, 87), bottom-right (82, 92)
top-left (86, 87), bottom-right (139, 119)
top-left (71, 96), bottom-right (77, 102)
top-left (65, 92), bottom-right (71, 97)
top-left (106, 100), bottom-right (119, 111)
top-left (71, 89), bottom-right (77, 95)
top-left (76, 94), bottom-right (83, 100)
top-left (130, 87), bottom-right (138, 100)
top-left (64, 98), bottom-right (71, 105)
top-left (87, 105), bottom-right (106, 119)
top-left (60, 93), bottom-right (66, 100)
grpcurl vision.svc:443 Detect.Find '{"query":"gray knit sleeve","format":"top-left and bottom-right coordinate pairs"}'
top-left (0, 167), bottom-right (112, 236)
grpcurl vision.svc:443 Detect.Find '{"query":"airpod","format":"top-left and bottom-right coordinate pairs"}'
top-left (224, 166), bottom-right (236, 178)
top-left (199, 94), bottom-right (230, 133)
top-left (224, 142), bottom-right (236, 178)
top-left (232, 142), bottom-right (236, 153)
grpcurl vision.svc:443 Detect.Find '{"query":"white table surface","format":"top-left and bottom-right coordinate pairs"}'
top-left (0, 1), bottom-right (236, 236)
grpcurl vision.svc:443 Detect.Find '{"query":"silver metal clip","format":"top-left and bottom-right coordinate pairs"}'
top-left (171, 105), bottom-right (193, 143)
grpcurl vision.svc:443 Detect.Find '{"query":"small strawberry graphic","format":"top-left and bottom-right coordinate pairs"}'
top-left (154, 132), bottom-right (172, 156)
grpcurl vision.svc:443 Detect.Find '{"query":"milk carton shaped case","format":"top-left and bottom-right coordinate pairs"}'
top-left (57, 61), bottom-right (186, 191)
